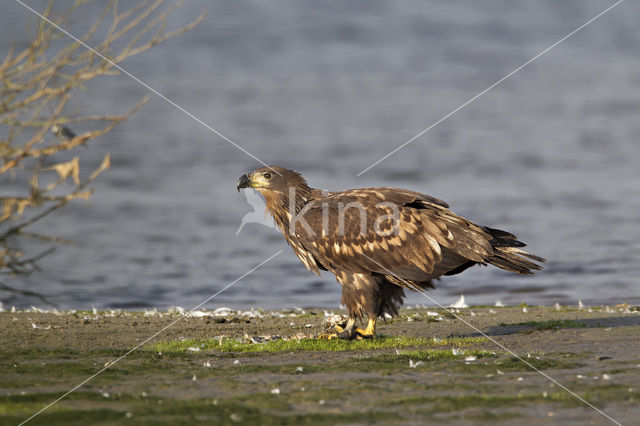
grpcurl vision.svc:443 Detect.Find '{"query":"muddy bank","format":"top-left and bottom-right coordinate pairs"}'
top-left (1, 305), bottom-right (639, 425)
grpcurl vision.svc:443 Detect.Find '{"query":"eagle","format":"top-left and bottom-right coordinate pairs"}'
top-left (237, 166), bottom-right (544, 339)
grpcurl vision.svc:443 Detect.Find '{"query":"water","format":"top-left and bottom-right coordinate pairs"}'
top-left (2, 0), bottom-right (639, 310)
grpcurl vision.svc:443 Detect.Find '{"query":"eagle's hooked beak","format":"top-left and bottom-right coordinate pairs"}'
top-left (236, 174), bottom-right (251, 192)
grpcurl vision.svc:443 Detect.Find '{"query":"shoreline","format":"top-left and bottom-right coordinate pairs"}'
top-left (2, 305), bottom-right (639, 424)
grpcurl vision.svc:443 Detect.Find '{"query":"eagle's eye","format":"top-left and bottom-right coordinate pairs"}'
top-left (263, 172), bottom-right (272, 180)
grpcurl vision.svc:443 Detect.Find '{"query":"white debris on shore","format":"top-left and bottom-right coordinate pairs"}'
top-left (3, 303), bottom-right (639, 335)
top-left (409, 359), bottom-right (424, 368)
top-left (31, 322), bottom-right (51, 330)
top-left (449, 295), bottom-right (468, 308)
top-left (144, 308), bottom-right (161, 317)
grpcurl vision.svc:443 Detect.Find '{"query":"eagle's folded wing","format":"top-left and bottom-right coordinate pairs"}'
top-left (294, 188), bottom-right (494, 283)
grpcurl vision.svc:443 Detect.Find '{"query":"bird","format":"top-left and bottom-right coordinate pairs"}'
top-left (50, 124), bottom-right (76, 140)
top-left (237, 166), bottom-right (544, 339)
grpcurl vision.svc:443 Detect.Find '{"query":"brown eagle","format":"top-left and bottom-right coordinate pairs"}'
top-left (237, 166), bottom-right (544, 339)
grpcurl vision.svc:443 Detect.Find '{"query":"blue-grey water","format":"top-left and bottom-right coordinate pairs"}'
top-left (2, 0), bottom-right (639, 310)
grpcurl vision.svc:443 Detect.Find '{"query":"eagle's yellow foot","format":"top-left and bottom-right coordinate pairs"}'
top-left (318, 330), bottom-right (354, 340)
top-left (330, 324), bottom-right (346, 333)
top-left (354, 330), bottom-right (374, 340)
top-left (355, 318), bottom-right (377, 339)
top-left (320, 324), bottom-right (345, 340)
top-left (319, 325), bottom-right (344, 339)
top-left (321, 318), bottom-right (356, 340)
top-left (321, 332), bottom-right (339, 340)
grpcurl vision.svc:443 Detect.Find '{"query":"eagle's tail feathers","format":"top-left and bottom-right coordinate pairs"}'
top-left (489, 247), bottom-right (545, 275)
top-left (484, 227), bottom-right (545, 275)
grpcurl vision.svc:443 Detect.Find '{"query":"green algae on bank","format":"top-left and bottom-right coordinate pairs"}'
top-left (151, 335), bottom-right (489, 354)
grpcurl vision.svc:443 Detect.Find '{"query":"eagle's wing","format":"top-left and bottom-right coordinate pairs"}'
top-left (294, 188), bottom-right (494, 283)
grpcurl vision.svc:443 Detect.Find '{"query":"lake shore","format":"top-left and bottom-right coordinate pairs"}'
top-left (1, 304), bottom-right (639, 425)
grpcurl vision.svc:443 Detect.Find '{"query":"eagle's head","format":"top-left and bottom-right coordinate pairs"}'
top-left (237, 166), bottom-right (308, 195)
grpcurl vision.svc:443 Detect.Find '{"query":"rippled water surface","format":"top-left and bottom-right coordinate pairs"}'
top-left (2, 0), bottom-right (639, 309)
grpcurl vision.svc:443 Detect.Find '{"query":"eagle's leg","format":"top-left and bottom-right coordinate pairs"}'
top-left (355, 317), bottom-right (376, 339)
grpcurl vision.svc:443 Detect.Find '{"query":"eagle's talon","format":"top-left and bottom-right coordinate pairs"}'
top-left (354, 318), bottom-right (377, 339)
top-left (329, 324), bottom-right (346, 333)
top-left (321, 333), bottom-right (355, 340)
top-left (355, 330), bottom-right (375, 339)
top-left (337, 330), bottom-right (357, 340)
top-left (318, 331), bottom-right (342, 340)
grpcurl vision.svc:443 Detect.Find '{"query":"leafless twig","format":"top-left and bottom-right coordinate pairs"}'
top-left (1, 0), bottom-right (202, 276)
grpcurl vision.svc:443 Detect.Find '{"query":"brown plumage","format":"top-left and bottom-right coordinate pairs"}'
top-left (237, 166), bottom-right (544, 338)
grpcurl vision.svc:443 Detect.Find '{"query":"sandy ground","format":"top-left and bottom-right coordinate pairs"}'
top-left (1, 304), bottom-right (639, 425)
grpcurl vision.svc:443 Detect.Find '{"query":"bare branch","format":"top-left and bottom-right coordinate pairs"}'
top-left (1, 1), bottom-right (202, 276)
